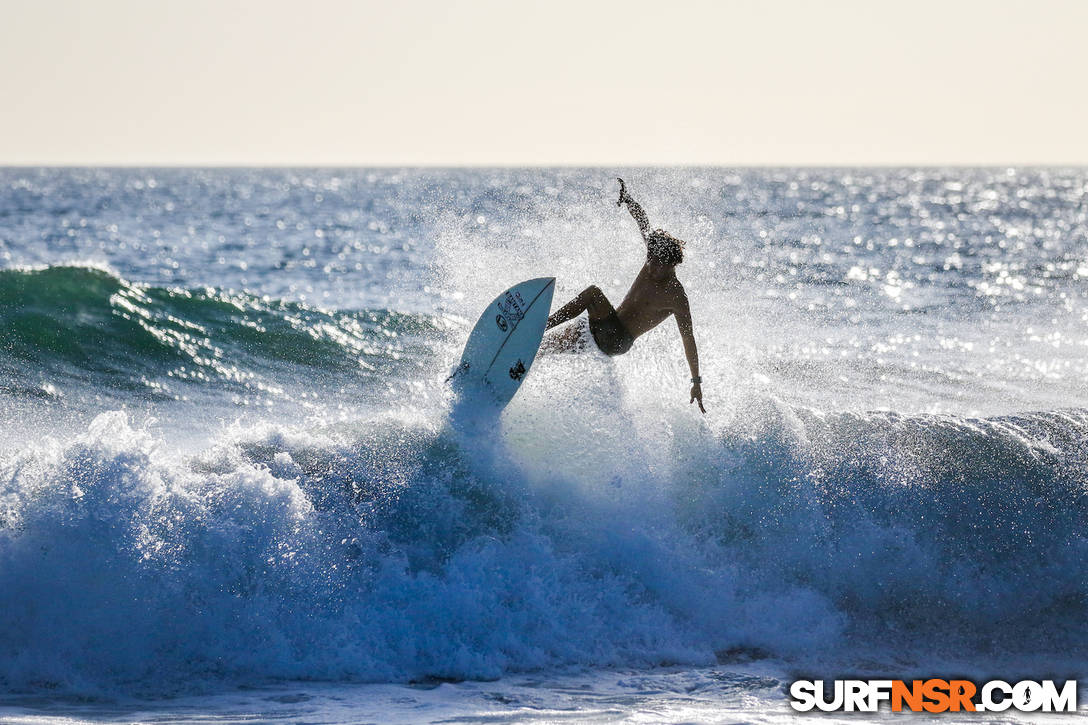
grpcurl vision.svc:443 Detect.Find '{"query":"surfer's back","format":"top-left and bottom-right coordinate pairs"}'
top-left (615, 262), bottom-right (688, 340)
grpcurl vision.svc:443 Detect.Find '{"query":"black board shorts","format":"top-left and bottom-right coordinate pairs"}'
top-left (589, 311), bottom-right (634, 356)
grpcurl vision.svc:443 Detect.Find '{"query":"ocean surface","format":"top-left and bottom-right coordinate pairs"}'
top-left (2, 167), bottom-right (1088, 723)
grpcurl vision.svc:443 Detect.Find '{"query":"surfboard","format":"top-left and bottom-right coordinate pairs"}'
top-left (450, 277), bottom-right (555, 411)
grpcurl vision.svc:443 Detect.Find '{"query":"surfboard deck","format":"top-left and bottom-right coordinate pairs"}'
top-left (450, 277), bottom-right (555, 411)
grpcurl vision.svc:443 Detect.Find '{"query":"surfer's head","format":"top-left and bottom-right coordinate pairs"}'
top-left (647, 229), bottom-right (684, 267)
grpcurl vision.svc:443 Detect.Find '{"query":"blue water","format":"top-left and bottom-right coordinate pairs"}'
top-left (2, 168), bottom-right (1088, 722)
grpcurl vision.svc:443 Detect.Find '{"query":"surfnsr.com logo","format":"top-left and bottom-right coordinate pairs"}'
top-left (789, 679), bottom-right (1077, 713)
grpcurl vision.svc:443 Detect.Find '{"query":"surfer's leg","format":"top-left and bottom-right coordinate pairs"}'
top-left (546, 286), bottom-right (613, 330)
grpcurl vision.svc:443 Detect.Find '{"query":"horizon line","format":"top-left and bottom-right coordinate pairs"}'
top-left (4, 162), bottom-right (1088, 170)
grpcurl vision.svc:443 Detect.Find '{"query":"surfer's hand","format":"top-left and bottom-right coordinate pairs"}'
top-left (616, 177), bottom-right (628, 207)
top-left (690, 383), bottom-right (706, 414)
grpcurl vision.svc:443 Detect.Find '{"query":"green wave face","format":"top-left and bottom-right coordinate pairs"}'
top-left (0, 265), bottom-right (444, 401)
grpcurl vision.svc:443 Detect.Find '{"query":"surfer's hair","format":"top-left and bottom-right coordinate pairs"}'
top-left (647, 229), bottom-right (684, 266)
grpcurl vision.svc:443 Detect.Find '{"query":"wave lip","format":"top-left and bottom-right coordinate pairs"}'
top-left (0, 264), bottom-right (445, 402)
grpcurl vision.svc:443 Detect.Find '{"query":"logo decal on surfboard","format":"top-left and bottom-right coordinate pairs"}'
top-left (497, 290), bottom-right (527, 324)
top-left (509, 359), bottom-right (526, 380)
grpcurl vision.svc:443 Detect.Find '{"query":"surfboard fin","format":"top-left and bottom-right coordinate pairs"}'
top-left (445, 361), bottom-right (470, 383)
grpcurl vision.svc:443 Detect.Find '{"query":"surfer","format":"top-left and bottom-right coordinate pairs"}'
top-left (542, 179), bottom-right (705, 413)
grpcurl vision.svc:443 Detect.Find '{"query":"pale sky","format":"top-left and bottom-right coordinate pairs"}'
top-left (2, 0), bottom-right (1086, 165)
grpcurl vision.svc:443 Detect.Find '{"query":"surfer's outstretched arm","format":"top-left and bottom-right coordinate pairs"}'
top-left (674, 295), bottom-right (705, 414)
top-left (617, 178), bottom-right (651, 242)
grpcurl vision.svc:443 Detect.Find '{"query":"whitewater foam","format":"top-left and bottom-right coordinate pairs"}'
top-left (3, 391), bottom-right (1087, 694)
